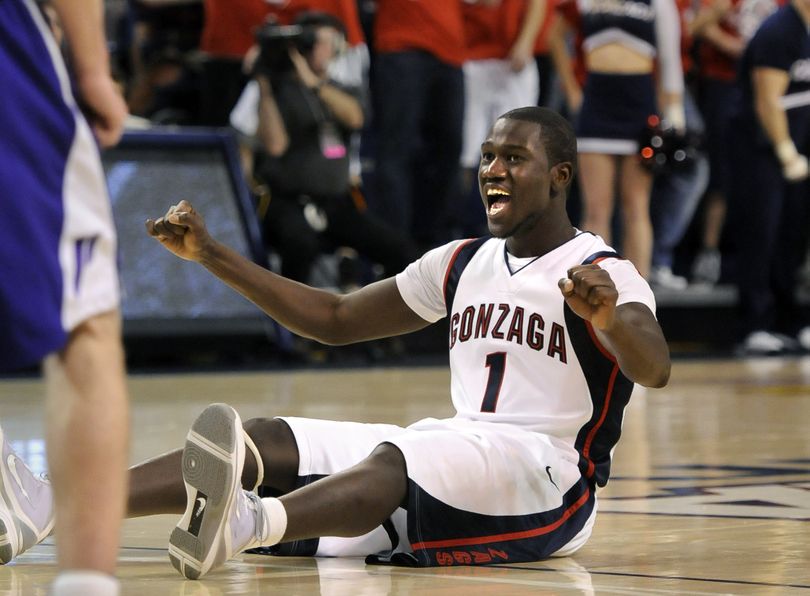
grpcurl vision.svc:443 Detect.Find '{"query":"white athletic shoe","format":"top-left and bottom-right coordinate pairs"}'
top-left (741, 331), bottom-right (797, 356)
top-left (168, 404), bottom-right (269, 579)
top-left (649, 266), bottom-right (689, 291)
top-left (0, 426), bottom-right (54, 564)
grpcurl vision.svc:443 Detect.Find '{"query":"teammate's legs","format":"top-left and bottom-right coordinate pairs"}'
top-left (44, 310), bottom-right (129, 573)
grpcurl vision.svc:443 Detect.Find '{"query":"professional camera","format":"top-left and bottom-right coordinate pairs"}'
top-left (254, 21), bottom-right (318, 74)
top-left (638, 115), bottom-right (703, 174)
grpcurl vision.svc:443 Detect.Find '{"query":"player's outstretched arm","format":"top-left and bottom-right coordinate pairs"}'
top-left (146, 201), bottom-right (430, 344)
top-left (559, 265), bottom-right (671, 388)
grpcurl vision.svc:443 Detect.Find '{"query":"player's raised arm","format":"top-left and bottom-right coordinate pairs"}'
top-left (145, 200), bottom-right (430, 344)
top-left (559, 264), bottom-right (670, 387)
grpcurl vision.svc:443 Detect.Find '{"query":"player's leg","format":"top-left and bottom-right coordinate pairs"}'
top-left (168, 405), bottom-right (408, 579)
top-left (127, 417), bottom-right (300, 517)
top-left (44, 310), bottom-right (129, 573)
top-left (277, 443), bottom-right (406, 540)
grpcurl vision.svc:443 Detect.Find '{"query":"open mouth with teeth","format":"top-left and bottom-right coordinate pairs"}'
top-left (486, 188), bottom-right (511, 216)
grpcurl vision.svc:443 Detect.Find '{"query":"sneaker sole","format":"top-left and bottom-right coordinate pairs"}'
top-left (168, 404), bottom-right (245, 580)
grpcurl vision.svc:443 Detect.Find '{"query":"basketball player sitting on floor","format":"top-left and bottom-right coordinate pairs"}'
top-left (0, 107), bottom-right (670, 578)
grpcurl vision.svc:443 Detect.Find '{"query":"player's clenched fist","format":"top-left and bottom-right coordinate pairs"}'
top-left (558, 264), bottom-right (618, 331)
top-left (145, 200), bottom-right (211, 262)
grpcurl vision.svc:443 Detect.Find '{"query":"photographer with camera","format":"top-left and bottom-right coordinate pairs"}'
top-left (232, 12), bottom-right (416, 288)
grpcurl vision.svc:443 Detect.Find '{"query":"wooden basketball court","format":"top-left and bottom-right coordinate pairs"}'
top-left (1, 356), bottom-right (808, 594)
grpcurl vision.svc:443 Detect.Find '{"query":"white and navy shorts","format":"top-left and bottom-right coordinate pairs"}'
top-left (254, 416), bottom-right (597, 567)
top-left (576, 73), bottom-right (657, 155)
top-left (0, 0), bottom-right (119, 371)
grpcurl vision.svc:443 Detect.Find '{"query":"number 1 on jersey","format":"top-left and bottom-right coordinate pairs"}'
top-left (481, 352), bottom-right (506, 412)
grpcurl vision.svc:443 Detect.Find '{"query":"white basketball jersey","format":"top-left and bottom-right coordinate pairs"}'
top-left (396, 232), bottom-right (656, 487)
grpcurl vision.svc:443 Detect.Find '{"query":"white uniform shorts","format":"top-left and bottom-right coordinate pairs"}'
top-left (256, 416), bottom-right (597, 567)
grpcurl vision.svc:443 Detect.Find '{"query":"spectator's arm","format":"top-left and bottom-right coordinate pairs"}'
top-left (689, 0), bottom-right (731, 37)
top-left (548, 18), bottom-right (582, 113)
top-left (509, 0), bottom-right (546, 71)
top-left (753, 66), bottom-right (809, 180)
top-left (316, 83), bottom-right (365, 131)
top-left (654, 0), bottom-right (685, 129)
top-left (701, 23), bottom-right (745, 58)
top-left (256, 76), bottom-right (289, 157)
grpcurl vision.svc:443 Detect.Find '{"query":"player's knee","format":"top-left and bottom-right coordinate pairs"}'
top-left (243, 418), bottom-right (296, 452)
top-left (366, 444), bottom-right (407, 486)
top-left (242, 417), bottom-right (299, 491)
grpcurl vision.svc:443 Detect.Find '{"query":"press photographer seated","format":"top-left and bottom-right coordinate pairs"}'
top-left (234, 12), bottom-right (416, 286)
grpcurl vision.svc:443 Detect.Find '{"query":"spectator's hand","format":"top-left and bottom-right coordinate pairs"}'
top-left (508, 38), bottom-right (534, 72)
top-left (145, 200), bottom-right (212, 262)
top-left (567, 88), bottom-right (583, 116)
top-left (776, 140), bottom-right (810, 182)
top-left (243, 45), bottom-right (261, 75)
top-left (558, 264), bottom-right (618, 331)
top-left (783, 154), bottom-right (809, 181)
top-left (289, 47), bottom-right (321, 89)
top-left (76, 73), bottom-right (128, 148)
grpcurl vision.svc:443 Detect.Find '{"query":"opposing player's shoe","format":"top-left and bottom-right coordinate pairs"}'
top-left (169, 404), bottom-right (270, 579)
top-left (0, 426), bottom-right (54, 564)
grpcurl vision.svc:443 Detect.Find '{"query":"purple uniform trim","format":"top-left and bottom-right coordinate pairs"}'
top-left (0, 0), bottom-right (76, 370)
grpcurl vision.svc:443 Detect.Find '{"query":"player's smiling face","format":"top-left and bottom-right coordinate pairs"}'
top-left (478, 118), bottom-right (555, 242)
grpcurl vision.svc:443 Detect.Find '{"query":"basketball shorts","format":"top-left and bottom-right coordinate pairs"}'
top-left (0, 0), bottom-right (119, 371)
top-left (576, 73), bottom-right (657, 155)
top-left (256, 416), bottom-right (597, 567)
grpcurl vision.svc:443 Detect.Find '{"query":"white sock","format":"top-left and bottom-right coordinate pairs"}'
top-left (50, 571), bottom-right (119, 596)
top-left (259, 497), bottom-right (288, 547)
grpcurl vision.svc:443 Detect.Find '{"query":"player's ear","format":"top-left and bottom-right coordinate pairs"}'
top-left (550, 162), bottom-right (574, 194)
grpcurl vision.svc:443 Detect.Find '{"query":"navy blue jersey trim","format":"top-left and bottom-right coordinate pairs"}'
top-left (582, 251), bottom-right (623, 265)
top-left (444, 237), bottom-right (489, 318)
top-left (565, 305), bottom-right (634, 487)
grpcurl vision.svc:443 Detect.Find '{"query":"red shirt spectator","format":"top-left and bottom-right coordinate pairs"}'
top-left (463, 0), bottom-right (527, 60)
top-left (374, 0), bottom-right (465, 67)
top-left (200, 0), bottom-right (271, 58)
top-left (697, 0), bottom-right (743, 81)
top-left (264, 0), bottom-right (366, 46)
top-left (201, 0), bottom-right (365, 59)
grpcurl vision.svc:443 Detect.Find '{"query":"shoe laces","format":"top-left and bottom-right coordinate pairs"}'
top-left (243, 491), bottom-right (269, 544)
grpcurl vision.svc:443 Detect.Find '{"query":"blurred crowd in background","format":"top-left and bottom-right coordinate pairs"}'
top-left (41, 0), bottom-right (810, 355)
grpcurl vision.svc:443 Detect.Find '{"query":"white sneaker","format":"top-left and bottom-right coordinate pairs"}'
top-left (168, 404), bottom-right (269, 580)
top-left (691, 249), bottom-right (721, 286)
top-left (0, 426), bottom-right (54, 564)
top-left (798, 327), bottom-right (810, 351)
top-left (649, 266), bottom-right (689, 291)
top-left (741, 331), bottom-right (796, 355)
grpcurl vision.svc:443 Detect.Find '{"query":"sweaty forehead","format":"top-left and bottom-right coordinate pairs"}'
top-left (485, 118), bottom-right (541, 149)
